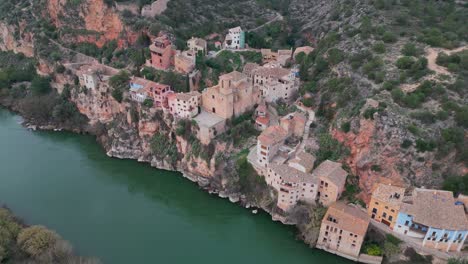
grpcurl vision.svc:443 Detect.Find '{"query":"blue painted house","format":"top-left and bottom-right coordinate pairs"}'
top-left (394, 188), bottom-right (468, 252)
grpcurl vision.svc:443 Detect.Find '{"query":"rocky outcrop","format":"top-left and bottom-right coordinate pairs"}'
top-left (46, 0), bottom-right (135, 48)
top-left (0, 22), bottom-right (34, 57)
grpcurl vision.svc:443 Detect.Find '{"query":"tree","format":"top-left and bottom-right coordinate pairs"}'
top-left (30, 76), bottom-right (51, 95)
top-left (17, 226), bottom-right (58, 257)
top-left (402, 43), bottom-right (418, 56)
top-left (109, 71), bottom-right (130, 103)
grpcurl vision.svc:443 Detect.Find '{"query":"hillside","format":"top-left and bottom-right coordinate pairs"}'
top-left (0, 0), bottom-right (467, 219)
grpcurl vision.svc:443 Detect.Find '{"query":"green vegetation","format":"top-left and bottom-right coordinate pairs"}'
top-left (315, 133), bottom-right (350, 165)
top-left (0, 207), bottom-right (98, 263)
top-left (436, 50), bottom-right (468, 73)
top-left (150, 132), bottom-right (179, 165)
top-left (363, 243), bottom-right (383, 256)
top-left (449, 258), bottom-right (468, 264)
top-left (109, 71), bottom-right (130, 103)
top-left (443, 174), bottom-right (468, 195)
top-left (235, 149), bottom-right (268, 201)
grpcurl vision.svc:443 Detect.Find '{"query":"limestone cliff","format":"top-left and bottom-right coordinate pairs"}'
top-left (46, 0), bottom-right (136, 48)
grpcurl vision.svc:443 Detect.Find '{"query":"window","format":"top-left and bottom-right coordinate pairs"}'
top-left (383, 212), bottom-right (387, 218)
top-left (375, 202), bottom-right (379, 205)
top-left (388, 216), bottom-right (393, 221)
top-left (405, 221), bottom-right (409, 226)
top-left (372, 208), bottom-right (377, 213)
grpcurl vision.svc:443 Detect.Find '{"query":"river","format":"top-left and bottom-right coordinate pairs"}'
top-left (0, 108), bottom-right (349, 264)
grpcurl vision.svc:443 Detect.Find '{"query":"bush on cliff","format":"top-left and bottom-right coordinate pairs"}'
top-left (150, 133), bottom-right (179, 165)
top-left (109, 71), bottom-right (130, 103)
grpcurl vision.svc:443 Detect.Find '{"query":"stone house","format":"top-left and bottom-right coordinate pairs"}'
top-left (254, 102), bottom-right (269, 131)
top-left (257, 125), bottom-right (288, 168)
top-left (76, 64), bottom-right (118, 90)
top-left (201, 71), bottom-right (260, 120)
top-left (148, 35), bottom-right (176, 71)
top-left (167, 91), bottom-right (201, 119)
top-left (130, 77), bottom-right (172, 108)
top-left (316, 202), bottom-right (370, 260)
top-left (261, 49), bottom-right (293, 66)
top-left (313, 160), bottom-right (348, 206)
top-left (266, 163), bottom-right (318, 211)
top-left (187, 37), bottom-right (207, 55)
top-left (224, 26), bottom-right (245, 49)
top-left (174, 50), bottom-right (196, 74)
top-left (288, 151), bottom-right (316, 173)
top-left (280, 112), bottom-right (306, 138)
top-left (250, 65), bottom-right (298, 103)
top-left (193, 110), bottom-right (226, 145)
top-left (393, 188), bottom-right (468, 252)
top-left (368, 184), bottom-right (405, 229)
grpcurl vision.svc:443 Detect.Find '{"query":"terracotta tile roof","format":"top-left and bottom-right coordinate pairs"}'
top-left (288, 151), bottom-right (316, 172)
top-left (253, 67), bottom-right (290, 78)
top-left (188, 37), bottom-right (206, 47)
top-left (270, 163), bottom-right (317, 184)
top-left (243, 63), bottom-right (260, 76)
top-left (312, 160), bottom-right (348, 188)
top-left (371, 184), bottom-right (405, 208)
top-left (174, 91), bottom-right (201, 101)
top-left (221, 71), bottom-right (246, 82)
top-left (258, 125), bottom-right (288, 146)
top-left (400, 188), bottom-right (468, 231)
top-left (256, 116), bottom-right (269, 126)
top-left (324, 202), bottom-right (370, 236)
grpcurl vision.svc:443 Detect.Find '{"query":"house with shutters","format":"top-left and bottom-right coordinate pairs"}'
top-left (368, 184), bottom-right (405, 229)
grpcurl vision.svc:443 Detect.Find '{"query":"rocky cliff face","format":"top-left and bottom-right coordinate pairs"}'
top-left (0, 22), bottom-right (34, 57)
top-left (46, 0), bottom-right (135, 47)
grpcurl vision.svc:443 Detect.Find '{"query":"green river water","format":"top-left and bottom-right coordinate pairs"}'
top-left (0, 108), bottom-right (349, 264)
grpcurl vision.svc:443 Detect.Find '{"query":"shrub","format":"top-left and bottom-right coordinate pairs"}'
top-left (17, 226), bottom-right (58, 257)
top-left (401, 43), bottom-right (419, 56)
top-left (382, 31), bottom-right (397, 43)
top-left (341, 122), bottom-right (351, 133)
top-left (443, 174), bottom-right (468, 195)
top-left (316, 133), bottom-right (350, 164)
top-left (372, 42), bottom-right (386, 54)
top-left (415, 139), bottom-right (436, 152)
top-left (364, 243), bottom-right (383, 256)
top-left (30, 76), bottom-right (51, 95)
top-left (401, 139), bottom-right (412, 149)
top-left (396, 56), bottom-right (415, 69)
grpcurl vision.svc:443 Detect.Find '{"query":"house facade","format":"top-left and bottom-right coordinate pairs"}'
top-left (174, 50), bottom-right (196, 74)
top-left (251, 66), bottom-right (298, 103)
top-left (130, 77), bottom-right (172, 108)
top-left (202, 71), bottom-right (260, 120)
top-left (266, 163), bottom-right (318, 211)
top-left (280, 112), bottom-right (306, 138)
top-left (149, 35), bottom-right (176, 70)
top-left (224, 27), bottom-right (245, 49)
top-left (393, 188), bottom-right (468, 252)
top-left (312, 160), bottom-right (348, 206)
top-left (368, 184), bottom-right (405, 229)
top-left (167, 91), bottom-right (201, 119)
top-left (187, 37), bottom-right (207, 55)
top-left (193, 110), bottom-right (226, 145)
top-left (257, 125), bottom-right (288, 168)
top-left (317, 202), bottom-right (370, 260)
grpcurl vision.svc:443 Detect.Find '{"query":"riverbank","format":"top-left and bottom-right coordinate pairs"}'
top-left (0, 108), bottom-right (350, 264)
top-left (0, 205), bottom-right (99, 263)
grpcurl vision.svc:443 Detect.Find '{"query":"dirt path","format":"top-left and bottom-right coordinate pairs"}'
top-left (249, 13), bottom-right (284, 32)
top-left (401, 45), bottom-right (468, 93)
top-left (426, 45), bottom-right (468, 75)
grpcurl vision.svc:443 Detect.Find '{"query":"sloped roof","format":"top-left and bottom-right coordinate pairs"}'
top-left (371, 184), bottom-right (405, 208)
top-left (312, 160), bottom-right (347, 188)
top-left (288, 151), bottom-right (316, 173)
top-left (253, 66), bottom-right (290, 78)
top-left (401, 188), bottom-right (468, 231)
top-left (258, 125), bottom-right (288, 146)
top-left (324, 202), bottom-right (370, 236)
top-left (270, 163), bottom-right (317, 184)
